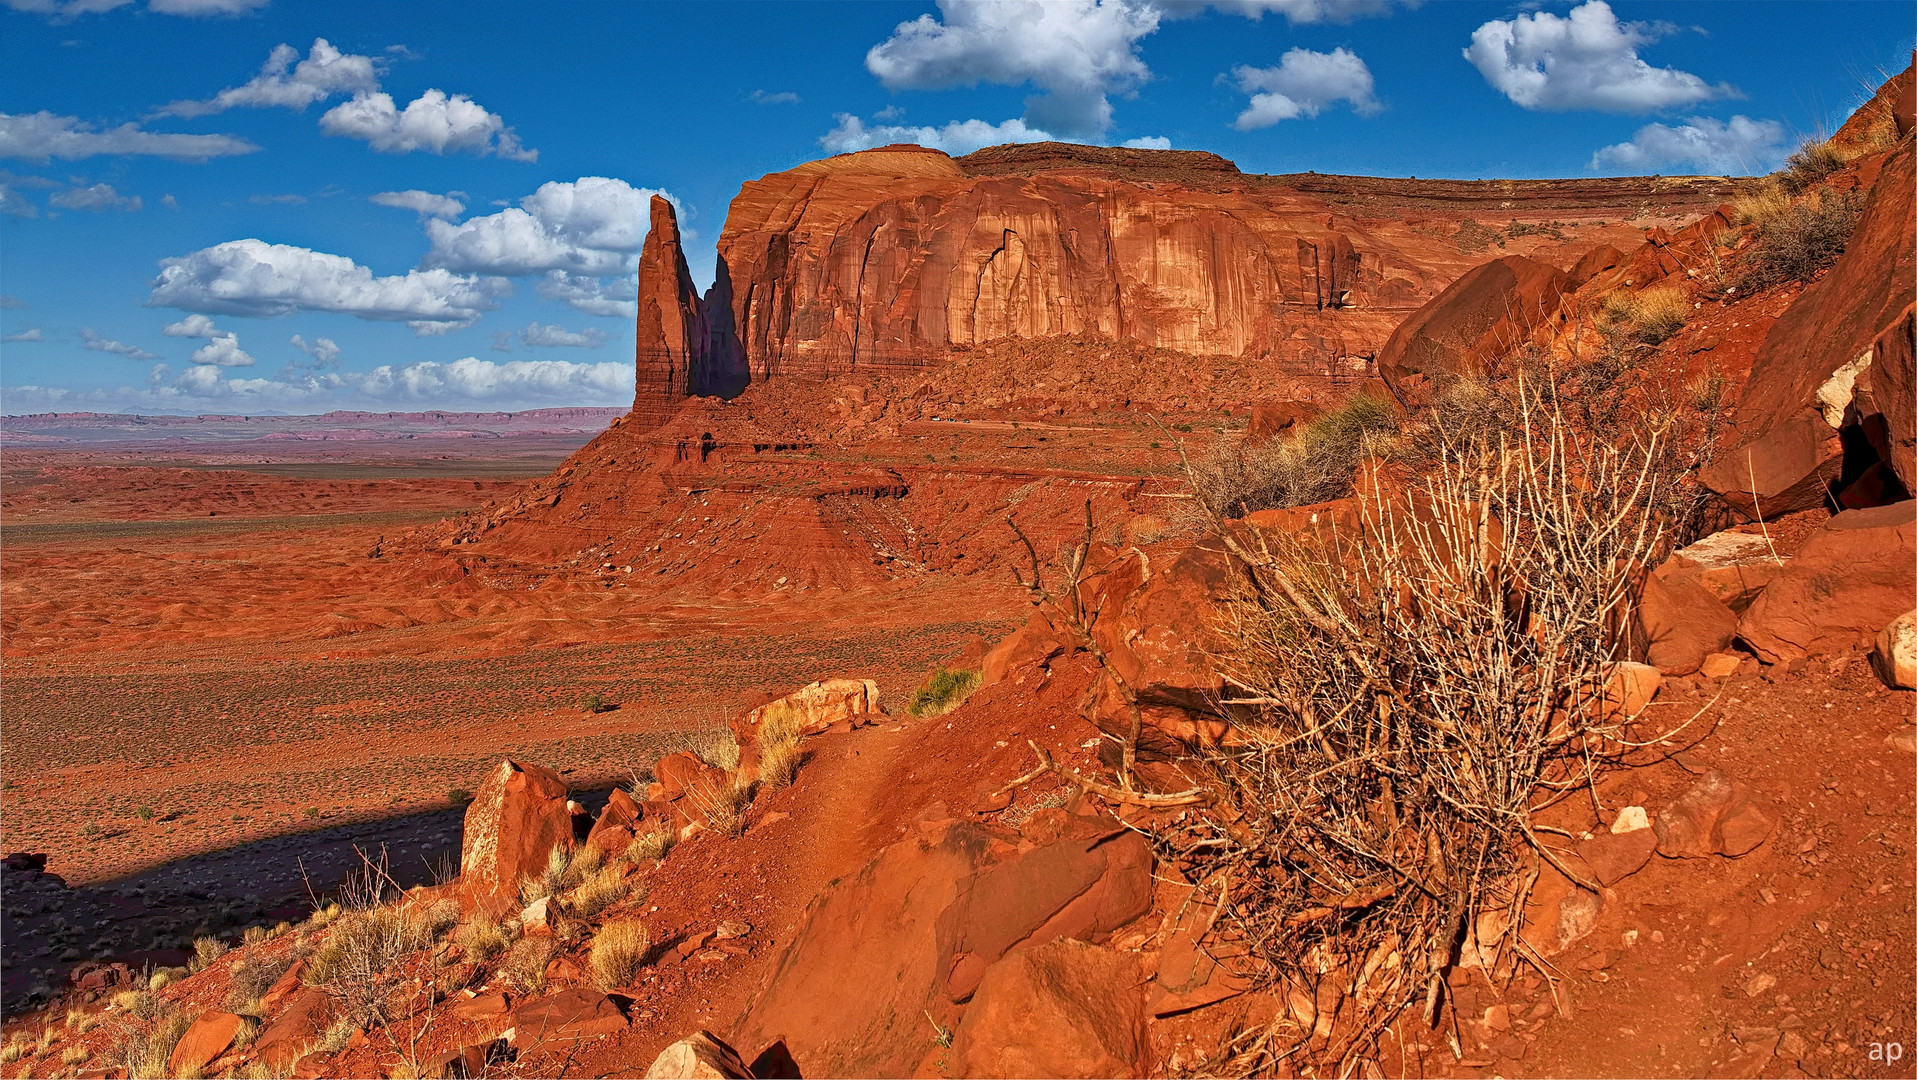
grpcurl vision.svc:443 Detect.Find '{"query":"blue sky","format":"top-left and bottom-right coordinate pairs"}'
top-left (1, 0), bottom-right (1909, 415)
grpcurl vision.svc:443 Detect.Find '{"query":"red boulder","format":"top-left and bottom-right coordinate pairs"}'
top-left (459, 759), bottom-right (573, 916)
top-left (1736, 500), bottom-right (1917, 662)
top-left (947, 939), bottom-right (1148, 1079)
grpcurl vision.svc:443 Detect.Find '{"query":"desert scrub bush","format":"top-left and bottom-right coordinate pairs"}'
top-left (302, 903), bottom-right (435, 1026)
top-left (908, 667), bottom-right (980, 717)
top-left (1167, 398), bottom-right (1694, 1073)
top-left (453, 919), bottom-right (509, 962)
top-left (684, 774), bottom-right (750, 838)
top-left (61, 1043), bottom-right (89, 1065)
top-left (117, 1007), bottom-right (191, 1080)
top-left (1731, 178), bottom-right (1791, 225)
top-left (580, 692), bottom-right (613, 714)
top-left (1739, 188), bottom-right (1862, 290)
top-left (222, 952), bottom-right (295, 1015)
top-left (1181, 393), bottom-right (1397, 521)
top-left (312, 1016), bottom-right (358, 1055)
top-left (189, 934), bottom-right (228, 972)
top-left (1625, 285), bottom-right (1690, 345)
top-left (626, 820), bottom-right (677, 862)
top-left (0, 1036), bottom-right (27, 1063)
top-left (1781, 137), bottom-right (1846, 193)
top-left (520, 844), bottom-right (576, 905)
top-left (564, 862), bottom-right (630, 919)
top-left (502, 935), bottom-right (556, 996)
top-left (588, 918), bottom-right (651, 989)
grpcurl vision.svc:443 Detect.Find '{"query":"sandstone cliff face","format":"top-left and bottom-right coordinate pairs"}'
top-left (632, 196), bottom-right (746, 424)
top-left (631, 143), bottom-right (1733, 425)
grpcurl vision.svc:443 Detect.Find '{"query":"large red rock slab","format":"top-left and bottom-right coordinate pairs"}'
top-left (947, 938), bottom-right (1148, 1080)
top-left (633, 195), bottom-right (728, 426)
top-left (507, 988), bottom-right (628, 1052)
top-left (1701, 142), bottom-right (1915, 517)
top-left (1736, 500), bottom-right (1917, 662)
top-left (459, 759), bottom-right (573, 916)
top-left (731, 820), bottom-right (991, 1078)
top-left (937, 828), bottom-right (1154, 1002)
top-left (1637, 568), bottom-right (1739, 675)
top-left (1377, 255), bottom-right (1570, 403)
top-left (253, 988), bottom-right (331, 1069)
top-left (168, 1010), bottom-right (243, 1078)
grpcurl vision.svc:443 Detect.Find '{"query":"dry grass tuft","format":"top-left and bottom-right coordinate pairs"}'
top-left (587, 918), bottom-right (651, 989)
top-left (117, 1008), bottom-right (191, 1080)
top-left (502, 936), bottom-right (556, 996)
top-left (222, 952), bottom-right (296, 1015)
top-left (564, 862), bottom-right (630, 919)
top-left (908, 667), bottom-right (981, 717)
top-left (685, 774), bottom-right (751, 838)
top-left (1781, 137), bottom-right (1846, 193)
top-left (626, 820), bottom-right (677, 862)
top-left (189, 935), bottom-right (227, 972)
top-left (1731, 178), bottom-right (1790, 225)
top-left (453, 919), bottom-right (509, 962)
top-left (1182, 393), bottom-right (1398, 522)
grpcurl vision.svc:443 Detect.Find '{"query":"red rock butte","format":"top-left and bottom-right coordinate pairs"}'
top-left (631, 140), bottom-right (1737, 425)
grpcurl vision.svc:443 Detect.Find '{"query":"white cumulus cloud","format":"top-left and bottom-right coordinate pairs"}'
top-left (149, 239), bottom-right (506, 335)
top-left (1, 184), bottom-right (37, 217)
top-left (1121, 135), bottom-right (1172, 149)
top-left (3, 328), bottom-right (44, 343)
top-left (865, 0), bottom-right (1160, 138)
top-left (750, 90), bottom-right (801, 105)
top-left (1230, 47), bottom-right (1381, 129)
top-left (1463, 0), bottom-right (1733, 114)
top-left (371, 188), bottom-right (465, 219)
top-left (1157, 0), bottom-right (1396, 22)
top-left (518, 322), bottom-right (608, 348)
top-left (1590, 115), bottom-right (1787, 175)
top-left (156, 39), bottom-right (380, 117)
top-left (0, 111), bottom-right (258, 162)
top-left (290, 333), bottom-right (341, 367)
top-left (79, 328), bottom-right (159, 360)
top-left (821, 114), bottom-right (1054, 155)
top-left (49, 181), bottom-right (141, 211)
top-left (536, 271), bottom-right (637, 319)
top-left (320, 89), bottom-right (537, 160)
top-left (161, 313), bottom-right (255, 366)
top-left (421, 177), bottom-right (669, 277)
top-left (146, 0), bottom-right (270, 15)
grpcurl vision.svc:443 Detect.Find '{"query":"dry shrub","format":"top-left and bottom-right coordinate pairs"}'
top-left (653, 718), bottom-right (743, 772)
top-left (221, 952), bottom-right (296, 1015)
top-left (1740, 188), bottom-right (1863, 290)
top-left (189, 934), bottom-right (227, 972)
top-left (1628, 285), bottom-right (1690, 344)
top-left (627, 820), bottom-right (677, 862)
top-left (757, 732), bottom-right (802, 790)
top-left (685, 774), bottom-right (750, 838)
top-left (562, 842), bottom-right (602, 889)
top-left (453, 919), bottom-right (509, 962)
top-left (0, 1038), bottom-right (25, 1064)
top-left (908, 666), bottom-right (981, 717)
top-left (502, 936), bottom-right (556, 996)
top-left (1781, 137), bottom-right (1846, 193)
top-left (116, 1007), bottom-right (191, 1080)
top-left (1168, 394), bottom-right (1690, 1073)
top-left (61, 1044), bottom-right (89, 1065)
top-left (1731, 178), bottom-right (1790, 225)
top-left (65, 1008), bottom-right (98, 1035)
top-left (588, 918), bottom-right (651, 989)
top-left (302, 903), bottom-right (435, 1026)
top-left (1183, 394), bottom-right (1398, 522)
top-left (563, 862), bottom-right (629, 918)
